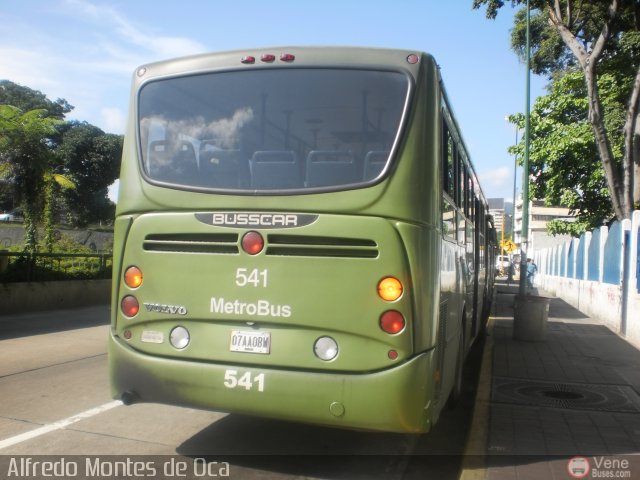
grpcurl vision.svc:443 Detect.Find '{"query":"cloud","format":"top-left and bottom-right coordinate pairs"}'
top-left (0, 0), bottom-right (207, 134)
top-left (478, 166), bottom-right (513, 197)
top-left (63, 0), bottom-right (206, 61)
top-left (101, 107), bottom-right (127, 134)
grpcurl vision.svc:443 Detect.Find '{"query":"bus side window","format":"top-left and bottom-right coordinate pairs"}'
top-left (305, 150), bottom-right (357, 187)
top-left (250, 150), bottom-right (301, 189)
top-left (442, 120), bottom-right (455, 198)
top-left (442, 197), bottom-right (456, 240)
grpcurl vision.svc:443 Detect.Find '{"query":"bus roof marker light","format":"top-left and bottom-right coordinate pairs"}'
top-left (407, 54), bottom-right (420, 64)
top-left (241, 56), bottom-right (256, 64)
top-left (280, 53), bottom-right (295, 62)
top-left (241, 231), bottom-right (264, 255)
top-left (377, 277), bottom-right (403, 301)
top-left (261, 54), bottom-right (276, 63)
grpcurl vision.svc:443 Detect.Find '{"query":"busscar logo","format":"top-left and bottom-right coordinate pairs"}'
top-left (195, 212), bottom-right (318, 229)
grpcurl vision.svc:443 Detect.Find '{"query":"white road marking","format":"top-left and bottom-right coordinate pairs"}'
top-left (0, 400), bottom-right (122, 450)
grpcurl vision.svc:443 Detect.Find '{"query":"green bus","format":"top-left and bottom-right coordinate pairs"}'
top-left (109, 47), bottom-right (496, 433)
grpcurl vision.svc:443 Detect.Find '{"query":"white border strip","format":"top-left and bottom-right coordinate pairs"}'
top-left (0, 400), bottom-right (122, 451)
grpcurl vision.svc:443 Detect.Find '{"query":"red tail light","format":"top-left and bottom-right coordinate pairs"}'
top-left (121, 296), bottom-right (139, 317)
top-left (241, 231), bottom-right (264, 255)
top-left (380, 310), bottom-right (405, 334)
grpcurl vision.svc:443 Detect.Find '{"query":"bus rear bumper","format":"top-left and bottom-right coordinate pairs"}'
top-left (109, 333), bottom-right (436, 433)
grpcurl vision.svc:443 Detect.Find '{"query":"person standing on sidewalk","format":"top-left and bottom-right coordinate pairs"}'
top-left (526, 258), bottom-right (537, 289)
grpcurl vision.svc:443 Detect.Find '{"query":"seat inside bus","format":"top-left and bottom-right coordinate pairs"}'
top-left (305, 150), bottom-right (357, 187)
top-left (249, 150), bottom-right (302, 189)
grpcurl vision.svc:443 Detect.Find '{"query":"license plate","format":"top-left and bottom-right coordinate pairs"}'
top-left (230, 330), bottom-right (271, 354)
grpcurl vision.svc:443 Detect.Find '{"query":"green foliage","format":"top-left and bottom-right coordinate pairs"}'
top-left (0, 105), bottom-right (64, 252)
top-left (507, 69), bottom-right (628, 235)
top-left (56, 122), bottom-right (122, 227)
top-left (1, 234), bottom-right (112, 282)
top-left (475, 0), bottom-right (640, 222)
top-left (1, 82), bottom-right (122, 239)
top-left (0, 80), bottom-right (74, 120)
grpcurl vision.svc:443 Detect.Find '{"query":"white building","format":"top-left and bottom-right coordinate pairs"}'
top-left (514, 195), bottom-right (575, 255)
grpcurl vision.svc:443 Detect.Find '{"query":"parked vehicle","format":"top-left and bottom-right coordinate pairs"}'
top-left (495, 255), bottom-right (510, 275)
top-left (0, 212), bottom-right (14, 222)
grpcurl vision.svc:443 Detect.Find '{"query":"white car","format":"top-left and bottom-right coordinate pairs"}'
top-left (495, 255), bottom-right (510, 275)
top-left (0, 212), bottom-right (14, 222)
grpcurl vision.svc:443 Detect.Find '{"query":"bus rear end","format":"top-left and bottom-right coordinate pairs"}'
top-left (109, 48), bottom-right (439, 433)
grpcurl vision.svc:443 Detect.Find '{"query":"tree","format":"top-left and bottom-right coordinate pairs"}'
top-left (474, 0), bottom-right (640, 221)
top-left (0, 80), bottom-right (73, 121)
top-left (56, 122), bottom-right (122, 226)
top-left (0, 106), bottom-right (63, 252)
top-left (508, 69), bottom-right (625, 235)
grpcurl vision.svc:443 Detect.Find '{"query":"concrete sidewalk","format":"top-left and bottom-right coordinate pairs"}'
top-left (463, 279), bottom-right (640, 479)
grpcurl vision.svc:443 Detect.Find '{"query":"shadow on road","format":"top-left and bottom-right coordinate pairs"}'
top-left (0, 305), bottom-right (110, 340)
top-left (174, 330), bottom-right (486, 479)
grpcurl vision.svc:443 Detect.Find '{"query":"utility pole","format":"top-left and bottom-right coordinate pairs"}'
top-left (519, 0), bottom-right (531, 297)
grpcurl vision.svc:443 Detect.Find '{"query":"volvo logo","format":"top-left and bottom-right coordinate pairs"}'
top-left (143, 303), bottom-right (188, 315)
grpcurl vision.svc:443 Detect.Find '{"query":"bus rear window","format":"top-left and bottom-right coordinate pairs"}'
top-left (138, 68), bottom-right (409, 192)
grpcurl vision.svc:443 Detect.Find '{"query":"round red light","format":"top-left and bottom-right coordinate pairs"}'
top-left (121, 295), bottom-right (139, 317)
top-left (388, 350), bottom-right (399, 360)
top-left (407, 54), bottom-right (420, 64)
top-left (380, 310), bottom-right (405, 334)
top-left (241, 231), bottom-right (264, 255)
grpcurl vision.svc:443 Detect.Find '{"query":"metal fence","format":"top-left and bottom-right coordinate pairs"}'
top-left (0, 251), bottom-right (112, 282)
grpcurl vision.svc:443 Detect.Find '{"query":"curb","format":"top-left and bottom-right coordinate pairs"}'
top-left (458, 315), bottom-right (494, 480)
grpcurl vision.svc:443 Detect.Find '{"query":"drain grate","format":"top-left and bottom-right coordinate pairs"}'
top-left (492, 377), bottom-right (640, 413)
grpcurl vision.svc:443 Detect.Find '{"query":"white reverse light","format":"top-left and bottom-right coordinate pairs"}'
top-left (170, 326), bottom-right (190, 349)
top-left (314, 336), bottom-right (339, 361)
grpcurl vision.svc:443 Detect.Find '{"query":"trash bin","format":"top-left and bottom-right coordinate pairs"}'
top-left (513, 294), bottom-right (550, 341)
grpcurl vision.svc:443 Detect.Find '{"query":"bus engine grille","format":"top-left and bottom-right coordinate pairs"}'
top-left (266, 234), bottom-right (378, 258)
top-left (143, 233), bottom-right (239, 254)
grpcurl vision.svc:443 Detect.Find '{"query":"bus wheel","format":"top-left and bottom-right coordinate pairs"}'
top-left (447, 327), bottom-right (464, 409)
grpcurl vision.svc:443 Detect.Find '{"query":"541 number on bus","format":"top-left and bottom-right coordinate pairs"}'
top-left (223, 370), bottom-right (265, 392)
top-left (235, 268), bottom-right (268, 288)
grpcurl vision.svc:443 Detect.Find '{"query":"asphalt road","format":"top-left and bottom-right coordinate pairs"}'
top-left (0, 306), bottom-right (483, 479)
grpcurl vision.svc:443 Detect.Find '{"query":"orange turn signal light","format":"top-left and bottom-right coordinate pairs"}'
top-left (377, 276), bottom-right (403, 301)
top-left (124, 266), bottom-right (143, 288)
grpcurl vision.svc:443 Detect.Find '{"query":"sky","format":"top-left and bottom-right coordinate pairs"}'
top-left (0, 0), bottom-right (547, 202)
